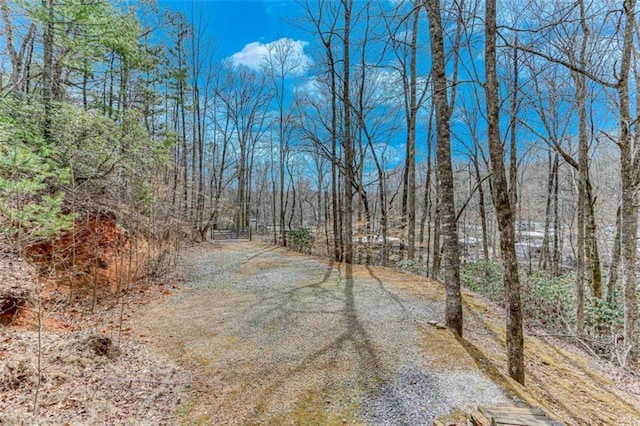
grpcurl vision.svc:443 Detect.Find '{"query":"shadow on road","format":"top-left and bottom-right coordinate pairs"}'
top-left (217, 252), bottom-right (387, 420)
top-left (365, 265), bottom-right (407, 312)
top-left (344, 263), bottom-right (383, 381)
top-left (239, 245), bottom-right (279, 264)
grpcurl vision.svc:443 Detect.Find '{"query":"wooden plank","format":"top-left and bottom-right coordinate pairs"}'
top-left (479, 406), bottom-right (546, 417)
top-left (492, 415), bottom-right (556, 426)
top-left (478, 406), bottom-right (562, 426)
top-left (470, 409), bottom-right (491, 426)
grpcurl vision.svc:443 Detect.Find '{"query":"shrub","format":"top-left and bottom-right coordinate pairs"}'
top-left (287, 227), bottom-right (314, 253)
top-left (461, 260), bottom-right (504, 302)
top-left (459, 258), bottom-right (635, 361)
top-left (522, 272), bottom-right (575, 330)
top-left (584, 292), bottom-right (624, 341)
top-left (0, 99), bottom-right (74, 248)
top-left (395, 259), bottom-right (429, 276)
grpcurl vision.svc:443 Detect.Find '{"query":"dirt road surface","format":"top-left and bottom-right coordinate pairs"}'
top-left (133, 241), bottom-right (510, 424)
top-left (133, 241), bottom-right (640, 425)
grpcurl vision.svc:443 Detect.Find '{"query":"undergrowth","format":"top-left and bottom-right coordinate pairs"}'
top-left (345, 253), bottom-right (634, 364)
top-left (456, 259), bottom-right (632, 363)
top-left (395, 259), bottom-right (429, 277)
top-left (287, 228), bottom-right (314, 254)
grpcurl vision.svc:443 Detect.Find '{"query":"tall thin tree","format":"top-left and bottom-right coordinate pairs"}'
top-left (485, 0), bottom-right (525, 384)
top-left (425, 0), bottom-right (463, 336)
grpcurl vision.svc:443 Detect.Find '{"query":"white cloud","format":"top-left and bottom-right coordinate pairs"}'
top-left (230, 42), bottom-right (269, 70)
top-left (229, 38), bottom-right (312, 74)
top-left (295, 78), bottom-right (322, 99)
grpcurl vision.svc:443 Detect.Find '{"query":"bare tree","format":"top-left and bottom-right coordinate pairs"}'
top-left (299, 0), bottom-right (344, 261)
top-left (383, 1), bottom-right (424, 260)
top-left (485, 0), bottom-right (525, 384)
top-left (263, 38), bottom-right (306, 246)
top-left (616, 0), bottom-right (638, 365)
top-left (425, 0), bottom-right (463, 336)
top-left (217, 64), bottom-right (270, 231)
top-left (341, 0), bottom-right (355, 264)
top-left (0, 1), bottom-right (36, 94)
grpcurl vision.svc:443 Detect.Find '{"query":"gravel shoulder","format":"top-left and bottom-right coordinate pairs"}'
top-left (132, 241), bottom-right (640, 425)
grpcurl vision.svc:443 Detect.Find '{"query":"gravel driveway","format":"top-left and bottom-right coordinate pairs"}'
top-left (135, 241), bottom-right (512, 424)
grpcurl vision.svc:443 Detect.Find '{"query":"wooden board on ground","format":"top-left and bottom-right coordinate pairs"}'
top-left (477, 406), bottom-right (564, 426)
top-left (469, 409), bottom-right (492, 426)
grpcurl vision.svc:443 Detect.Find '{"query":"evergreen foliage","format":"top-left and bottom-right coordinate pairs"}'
top-left (287, 227), bottom-right (314, 253)
top-left (0, 98), bottom-right (73, 247)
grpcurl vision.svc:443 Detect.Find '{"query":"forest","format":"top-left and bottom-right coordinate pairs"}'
top-left (0, 0), bottom-right (638, 404)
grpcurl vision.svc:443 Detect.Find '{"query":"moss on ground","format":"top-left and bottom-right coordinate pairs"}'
top-left (411, 277), bottom-right (640, 425)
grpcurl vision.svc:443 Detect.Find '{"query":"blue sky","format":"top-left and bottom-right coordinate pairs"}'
top-left (147, 0), bottom-right (530, 164)
top-left (138, 0), bottom-right (621, 171)
top-left (149, 0), bottom-right (433, 164)
top-left (156, 0), bottom-right (307, 63)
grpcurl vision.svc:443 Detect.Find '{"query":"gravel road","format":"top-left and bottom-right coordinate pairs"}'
top-left (135, 241), bottom-right (513, 424)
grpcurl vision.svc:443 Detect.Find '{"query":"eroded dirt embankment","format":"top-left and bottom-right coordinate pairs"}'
top-left (0, 245), bottom-right (186, 425)
top-left (133, 241), bottom-right (640, 425)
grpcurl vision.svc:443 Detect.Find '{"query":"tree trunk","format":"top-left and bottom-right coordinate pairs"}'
top-left (607, 206), bottom-right (621, 303)
top-left (342, 0), bottom-right (354, 264)
top-left (576, 151), bottom-right (586, 336)
top-left (552, 153), bottom-right (561, 277)
top-left (474, 153), bottom-right (489, 261)
top-left (328, 44), bottom-right (342, 262)
top-left (485, 0), bottom-right (525, 384)
top-left (539, 151), bottom-right (557, 272)
top-left (425, 0), bottom-right (463, 337)
top-left (280, 141), bottom-right (287, 245)
top-left (508, 38), bottom-right (518, 214)
top-left (401, 3), bottom-right (419, 260)
top-left (419, 118), bottom-right (434, 266)
top-left (585, 185), bottom-right (602, 298)
top-left (42, 0), bottom-right (55, 143)
top-left (432, 187), bottom-right (442, 277)
top-left (618, 0), bottom-right (638, 366)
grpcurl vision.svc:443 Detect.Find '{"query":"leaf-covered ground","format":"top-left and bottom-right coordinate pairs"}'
top-left (0, 248), bottom-right (188, 425)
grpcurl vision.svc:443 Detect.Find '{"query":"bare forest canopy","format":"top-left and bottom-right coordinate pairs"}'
top-left (0, 0), bottom-right (639, 384)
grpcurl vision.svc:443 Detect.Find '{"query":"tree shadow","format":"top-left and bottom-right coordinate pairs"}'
top-left (459, 297), bottom-right (582, 422)
top-left (238, 245), bottom-right (279, 264)
top-left (365, 265), bottom-right (409, 312)
top-left (454, 334), bottom-right (579, 421)
top-left (344, 263), bottom-right (383, 378)
top-left (211, 257), bottom-right (386, 421)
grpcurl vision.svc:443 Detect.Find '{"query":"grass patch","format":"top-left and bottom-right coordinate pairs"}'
top-left (261, 387), bottom-right (361, 425)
